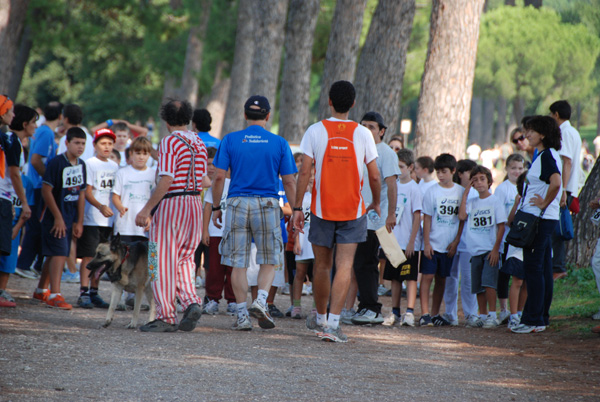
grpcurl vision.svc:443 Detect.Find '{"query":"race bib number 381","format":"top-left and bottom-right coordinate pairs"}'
top-left (469, 208), bottom-right (494, 230)
top-left (63, 165), bottom-right (84, 188)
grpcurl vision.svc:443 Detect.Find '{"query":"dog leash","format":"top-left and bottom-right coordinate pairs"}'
top-left (120, 245), bottom-right (130, 266)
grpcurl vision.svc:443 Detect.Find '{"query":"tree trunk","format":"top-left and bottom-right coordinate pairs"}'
top-left (524, 0), bottom-right (542, 8)
top-left (414, 0), bottom-right (485, 159)
top-left (469, 96), bottom-right (483, 145)
top-left (159, 76), bottom-right (179, 140)
top-left (351, 0), bottom-right (416, 138)
top-left (222, 0), bottom-right (256, 136)
top-left (482, 97), bottom-right (495, 149)
top-left (248, 0), bottom-right (289, 131)
top-left (179, 0), bottom-right (212, 108)
top-left (205, 61), bottom-right (231, 140)
top-left (279, 0), bottom-right (320, 143)
top-left (575, 102), bottom-right (582, 132)
top-left (0, 0), bottom-right (31, 95)
top-left (597, 95), bottom-right (600, 138)
top-left (495, 95), bottom-right (508, 145)
top-left (566, 159), bottom-right (600, 267)
top-left (8, 25), bottom-right (32, 100)
top-left (317, 0), bottom-right (368, 121)
top-left (505, 0), bottom-right (515, 5)
top-left (512, 97), bottom-right (525, 125)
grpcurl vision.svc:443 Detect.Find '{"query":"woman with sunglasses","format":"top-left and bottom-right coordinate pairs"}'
top-left (510, 127), bottom-right (535, 162)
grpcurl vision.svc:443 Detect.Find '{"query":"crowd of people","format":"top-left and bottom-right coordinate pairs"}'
top-left (1, 84), bottom-right (599, 342)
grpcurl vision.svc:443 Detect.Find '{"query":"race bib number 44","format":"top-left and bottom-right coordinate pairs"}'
top-left (63, 165), bottom-right (84, 188)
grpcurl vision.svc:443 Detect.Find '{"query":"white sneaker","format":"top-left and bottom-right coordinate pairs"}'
top-left (340, 308), bottom-right (357, 325)
top-left (203, 299), bottom-right (219, 315)
top-left (498, 310), bottom-right (511, 325)
top-left (401, 312), bottom-right (415, 327)
top-left (281, 284), bottom-right (290, 295)
top-left (511, 323), bottom-right (546, 333)
top-left (15, 268), bottom-right (39, 279)
top-left (231, 315), bottom-right (252, 331)
top-left (507, 315), bottom-right (520, 330)
top-left (382, 313), bottom-right (398, 326)
top-left (226, 302), bottom-right (236, 316)
top-left (592, 309), bottom-right (600, 320)
top-left (442, 312), bottom-right (459, 326)
top-left (351, 309), bottom-right (384, 326)
top-left (377, 284), bottom-right (389, 296)
top-left (306, 284), bottom-right (313, 295)
top-left (483, 316), bottom-right (499, 328)
top-left (195, 276), bottom-right (204, 289)
top-left (465, 315), bottom-right (484, 328)
top-left (301, 284), bottom-right (309, 295)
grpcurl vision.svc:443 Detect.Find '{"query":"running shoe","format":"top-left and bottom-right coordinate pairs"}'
top-left (291, 306), bottom-right (302, 319)
top-left (510, 323), bottom-right (546, 334)
top-left (302, 284), bottom-right (309, 296)
top-left (465, 315), bottom-right (484, 328)
top-left (306, 309), bottom-right (324, 332)
top-left (318, 326), bottom-right (348, 343)
top-left (382, 313), bottom-right (399, 327)
top-left (61, 271), bottom-right (80, 283)
top-left (498, 310), bottom-right (511, 325)
top-left (231, 315), bottom-right (252, 331)
top-left (248, 299), bottom-right (275, 329)
top-left (268, 304), bottom-right (284, 318)
top-left (0, 290), bottom-right (16, 308)
top-left (281, 284), bottom-right (290, 295)
top-left (483, 316), bottom-right (500, 329)
top-left (90, 294), bottom-right (109, 309)
top-left (377, 284), bottom-right (390, 296)
top-left (285, 305), bottom-right (293, 317)
top-left (419, 314), bottom-right (434, 327)
top-left (507, 316), bottom-right (520, 330)
top-left (77, 294), bottom-right (94, 309)
top-left (46, 294), bottom-right (72, 310)
top-left (15, 268), bottom-right (39, 279)
top-left (340, 308), bottom-right (357, 325)
top-left (203, 299), bottom-right (219, 315)
top-left (442, 313), bottom-right (459, 326)
top-left (195, 276), bottom-right (204, 289)
top-left (432, 314), bottom-right (451, 327)
top-left (178, 303), bottom-right (202, 332)
top-left (352, 309), bottom-right (384, 326)
top-left (402, 312), bottom-right (415, 327)
top-left (33, 289), bottom-right (50, 303)
top-left (226, 302), bottom-right (237, 316)
top-left (139, 319), bottom-right (178, 332)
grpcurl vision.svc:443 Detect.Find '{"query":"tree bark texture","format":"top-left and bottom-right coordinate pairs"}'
top-left (495, 95), bottom-right (507, 145)
top-left (179, 0), bottom-right (212, 108)
top-left (482, 97), bottom-right (495, 149)
top-left (414, 0), bottom-right (485, 159)
top-left (350, 0), bottom-right (416, 138)
top-left (8, 25), bottom-right (32, 100)
top-left (524, 0), bottom-right (542, 8)
top-left (159, 75), bottom-right (179, 140)
top-left (222, 0), bottom-right (256, 136)
top-left (0, 0), bottom-right (31, 95)
top-left (317, 0), bottom-right (368, 121)
top-left (597, 95), bottom-right (600, 138)
top-left (279, 0), bottom-right (320, 143)
top-left (566, 159), bottom-right (600, 267)
top-left (512, 97), bottom-right (525, 127)
top-left (469, 96), bottom-right (483, 145)
top-left (248, 0), bottom-right (289, 130)
top-left (205, 61), bottom-right (231, 140)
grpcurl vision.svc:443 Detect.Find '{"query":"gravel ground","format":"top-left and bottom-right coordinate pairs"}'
top-left (1, 275), bottom-right (599, 401)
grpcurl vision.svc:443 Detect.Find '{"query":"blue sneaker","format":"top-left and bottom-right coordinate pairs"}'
top-left (77, 294), bottom-right (93, 309)
top-left (61, 271), bottom-right (80, 283)
top-left (90, 294), bottom-right (109, 309)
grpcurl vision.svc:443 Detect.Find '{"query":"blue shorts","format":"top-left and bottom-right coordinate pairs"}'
top-left (500, 257), bottom-right (524, 280)
top-left (420, 251), bottom-right (453, 277)
top-left (42, 221), bottom-right (73, 257)
top-left (0, 210), bottom-right (22, 274)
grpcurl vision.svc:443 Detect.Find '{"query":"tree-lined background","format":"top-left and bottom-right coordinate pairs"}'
top-left (1, 0), bottom-right (600, 265)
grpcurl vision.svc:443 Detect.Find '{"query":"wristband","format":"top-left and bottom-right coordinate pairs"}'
top-left (106, 119), bottom-right (113, 127)
top-left (293, 207), bottom-right (302, 212)
top-left (212, 205), bottom-right (221, 211)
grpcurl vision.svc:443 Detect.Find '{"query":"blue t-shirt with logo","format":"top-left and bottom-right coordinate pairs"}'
top-left (213, 125), bottom-right (297, 198)
top-left (197, 132), bottom-right (221, 150)
top-left (27, 125), bottom-right (58, 190)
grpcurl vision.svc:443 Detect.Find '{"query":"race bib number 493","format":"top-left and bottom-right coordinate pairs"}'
top-left (63, 165), bottom-right (84, 188)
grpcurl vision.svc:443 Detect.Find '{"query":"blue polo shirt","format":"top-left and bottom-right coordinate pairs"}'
top-left (213, 125), bottom-right (297, 198)
top-left (197, 132), bottom-right (221, 150)
top-left (27, 125), bottom-right (58, 190)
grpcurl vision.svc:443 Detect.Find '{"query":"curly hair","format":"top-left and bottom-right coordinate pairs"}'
top-left (160, 99), bottom-right (192, 127)
top-left (328, 81), bottom-right (355, 114)
top-left (523, 115), bottom-right (562, 151)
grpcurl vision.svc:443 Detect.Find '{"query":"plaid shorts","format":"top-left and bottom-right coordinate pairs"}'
top-left (219, 196), bottom-right (283, 268)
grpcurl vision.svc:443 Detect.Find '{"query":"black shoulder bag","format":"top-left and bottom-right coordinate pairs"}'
top-left (505, 182), bottom-right (545, 249)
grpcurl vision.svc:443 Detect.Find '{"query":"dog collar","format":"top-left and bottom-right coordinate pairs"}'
top-left (120, 245), bottom-right (130, 266)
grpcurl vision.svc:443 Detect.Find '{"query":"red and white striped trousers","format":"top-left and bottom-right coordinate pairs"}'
top-left (148, 195), bottom-right (203, 324)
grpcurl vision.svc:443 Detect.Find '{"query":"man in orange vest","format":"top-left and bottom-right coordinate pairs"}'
top-left (292, 81), bottom-right (381, 343)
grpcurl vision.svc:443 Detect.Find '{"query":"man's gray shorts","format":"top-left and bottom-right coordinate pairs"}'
top-left (470, 252), bottom-right (499, 294)
top-left (308, 213), bottom-right (367, 249)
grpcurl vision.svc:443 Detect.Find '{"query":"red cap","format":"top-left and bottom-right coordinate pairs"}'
top-left (93, 128), bottom-right (116, 144)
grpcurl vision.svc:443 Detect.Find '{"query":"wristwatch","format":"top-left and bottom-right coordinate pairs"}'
top-left (293, 207), bottom-right (302, 212)
top-left (212, 205), bottom-right (221, 211)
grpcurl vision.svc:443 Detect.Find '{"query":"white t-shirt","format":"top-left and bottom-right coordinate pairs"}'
top-left (112, 165), bottom-right (156, 237)
top-left (83, 156), bottom-right (119, 227)
top-left (58, 128), bottom-right (95, 161)
top-left (493, 179), bottom-right (518, 247)
top-left (204, 178), bottom-right (230, 237)
top-left (422, 183), bottom-right (464, 253)
top-left (521, 148), bottom-right (562, 221)
top-left (464, 194), bottom-right (507, 257)
top-left (457, 187), bottom-right (481, 253)
top-left (558, 120), bottom-right (582, 194)
top-left (295, 192), bottom-right (314, 261)
top-left (418, 179), bottom-right (437, 198)
top-left (393, 180), bottom-right (422, 250)
top-left (362, 142), bottom-right (401, 230)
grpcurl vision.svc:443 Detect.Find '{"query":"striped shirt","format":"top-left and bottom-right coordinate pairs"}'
top-left (158, 130), bottom-right (207, 194)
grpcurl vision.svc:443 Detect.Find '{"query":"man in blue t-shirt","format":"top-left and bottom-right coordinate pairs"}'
top-left (211, 95), bottom-right (297, 332)
top-left (16, 101), bottom-right (63, 279)
top-left (192, 108), bottom-right (221, 149)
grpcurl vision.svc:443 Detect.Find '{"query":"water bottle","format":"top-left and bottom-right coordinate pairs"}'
top-left (367, 210), bottom-right (379, 223)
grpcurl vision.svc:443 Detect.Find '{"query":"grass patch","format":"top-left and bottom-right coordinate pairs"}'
top-left (549, 265), bottom-right (599, 335)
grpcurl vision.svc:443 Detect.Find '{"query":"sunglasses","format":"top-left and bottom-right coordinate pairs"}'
top-left (512, 136), bottom-right (525, 144)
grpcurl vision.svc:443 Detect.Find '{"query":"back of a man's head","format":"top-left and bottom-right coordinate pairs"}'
top-left (44, 101), bottom-right (63, 122)
top-left (192, 108), bottom-right (212, 132)
top-left (161, 99), bottom-right (192, 127)
top-left (63, 104), bottom-right (83, 126)
top-left (329, 81), bottom-right (355, 114)
top-left (549, 100), bottom-right (571, 121)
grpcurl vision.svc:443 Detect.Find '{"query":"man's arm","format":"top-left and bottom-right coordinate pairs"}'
top-left (210, 168), bottom-right (227, 229)
top-left (281, 173), bottom-right (296, 211)
top-left (9, 166), bottom-right (30, 219)
top-left (384, 175), bottom-right (397, 232)
top-left (365, 159), bottom-right (381, 216)
top-left (560, 155), bottom-right (571, 207)
top-left (30, 154), bottom-right (46, 177)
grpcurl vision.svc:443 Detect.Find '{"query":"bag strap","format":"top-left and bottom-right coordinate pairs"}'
top-left (171, 132), bottom-right (197, 192)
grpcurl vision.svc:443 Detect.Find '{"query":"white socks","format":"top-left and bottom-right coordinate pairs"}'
top-left (237, 302), bottom-right (248, 319)
top-left (256, 289), bottom-right (268, 306)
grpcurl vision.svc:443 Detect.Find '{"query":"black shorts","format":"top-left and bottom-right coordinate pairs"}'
top-left (120, 235), bottom-right (148, 244)
top-left (77, 226), bottom-right (112, 258)
top-left (0, 199), bottom-right (12, 256)
top-left (42, 221), bottom-right (73, 257)
top-left (383, 251), bottom-right (419, 282)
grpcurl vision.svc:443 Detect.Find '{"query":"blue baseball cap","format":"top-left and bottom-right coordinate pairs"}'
top-left (244, 95), bottom-right (270, 114)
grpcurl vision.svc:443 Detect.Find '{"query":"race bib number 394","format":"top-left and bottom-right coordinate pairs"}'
top-left (437, 198), bottom-right (459, 216)
top-left (63, 165), bottom-right (84, 188)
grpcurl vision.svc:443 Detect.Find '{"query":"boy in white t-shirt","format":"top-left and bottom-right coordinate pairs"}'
top-left (77, 129), bottom-right (119, 309)
top-left (382, 149), bottom-right (422, 327)
top-left (458, 165), bottom-right (507, 329)
top-left (421, 154), bottom-right (464, 327)
top-left (415, 156), bottom-right (437, 197)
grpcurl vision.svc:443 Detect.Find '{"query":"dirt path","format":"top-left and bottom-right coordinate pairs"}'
top-left (1, 275), bottom-right (599, 401)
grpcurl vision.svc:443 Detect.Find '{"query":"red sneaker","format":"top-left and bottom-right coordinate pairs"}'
top-left (33, 289), bottom-right (50, 303)
top-left (0, 290), bottom-right (16, 308)
top-left (45, 294), bottom-right (72, 310)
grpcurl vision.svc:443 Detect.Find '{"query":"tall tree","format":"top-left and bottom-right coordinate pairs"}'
top-left (248, 0), bottom-right (289, 130)
top-left (469, 96), bottom-right (483, 145)
top-left (351, 0), bottom-right (416, 138)
top-left (495, 95), bottom-right (507, 144)
top-left (414, 0), bottom-right (485, 159)
top-left (524, 0), bottom-right (542, 8)
top-left (279, 0), bottom-right (320, 142)
top-left (0, 0), bottom-right (31, 96)
top-left (204, 61), bottom-right (231, 140)
top-left (317, 0), bottom-right (368, 120)
top-left (222, 0), bottom-right (256, 135)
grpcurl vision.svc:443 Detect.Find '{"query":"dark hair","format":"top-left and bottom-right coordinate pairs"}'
top-left (125, 147), bottom-right (131, 161)
top-left (396, 149), bottom-right (414, 166)
top-left (416, 156), bottom-right (434, 173)
top-left (328, 81), bottom-right (355, 114)
top-left (160, 99), bottom-right (192, 127)
top-left (293, 152), bottom-right (303, 162)
top-left (388, 136), bottom-right (403, 147)
top-left (470, 165), bottom-right (493, 189)
top-left (453, 159), bottom-right (477, 183)
top-left (549, 100), bottom-right (571, 120)
top-left (192, 109), bottom-right (212, 132)
top-left (434, 153), bottom-right (457, 172)
top-left (111, 149), bottom-right (121, 162)
top-left (9, 104), bottom-right (38, 131)
top-left (521, 115), bottom-right (534, 127)
top-left (505, 153), bottom-right (525, 168)
top-left (112, 122), bottom-right (130, 133)
top-left (523, 115), bottom-right (562, 150)
top-left (43, 101), bottom-right (63, 121)
top-left (63, 104), bottom-right (83, 125)
top-left (130, 136), bottom-right (153, 153)
top-left (66, 127), bottom-right (87, 142)
top-left (516, 171), bottom-right (528, 196)
top-left (206, 146), bottom-right (217, 159)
